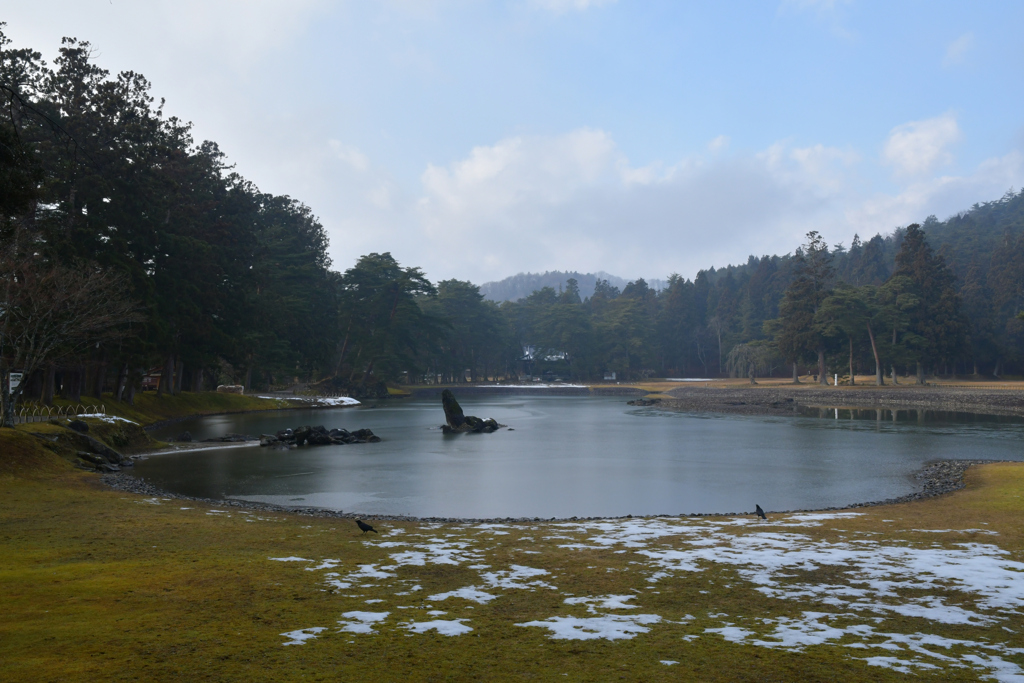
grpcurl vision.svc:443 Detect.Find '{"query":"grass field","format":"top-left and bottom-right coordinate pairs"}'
top-left (2, 412), bottom-right (1023, 681)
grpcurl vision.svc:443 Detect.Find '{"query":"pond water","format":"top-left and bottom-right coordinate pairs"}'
top-left (137, 395), bottom-right (1024, 518)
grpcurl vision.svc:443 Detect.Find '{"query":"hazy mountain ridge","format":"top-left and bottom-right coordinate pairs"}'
top-left (481, 271), bottom-right (667, 302)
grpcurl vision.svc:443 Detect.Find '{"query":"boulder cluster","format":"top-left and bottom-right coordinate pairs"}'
top-left (260, 425), bottom-right (381, 449)
top-left (72, 434), bottom-right (133, 472)
top-left (626, 398), bottom-right (662, 406)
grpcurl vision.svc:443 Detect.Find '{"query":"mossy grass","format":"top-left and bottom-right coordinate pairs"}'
top-left (1, 429), bottom-right (1021, 681)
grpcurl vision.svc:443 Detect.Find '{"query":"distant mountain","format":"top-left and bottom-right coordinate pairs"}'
top-left (480, 271), bottom-right (666, 302)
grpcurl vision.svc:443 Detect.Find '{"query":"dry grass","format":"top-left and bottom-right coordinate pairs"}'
top-left (1, 427), bottom-right (1023, 681)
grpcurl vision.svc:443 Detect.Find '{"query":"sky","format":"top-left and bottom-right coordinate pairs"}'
top-left (4, 1), bottom-right (1024, 284)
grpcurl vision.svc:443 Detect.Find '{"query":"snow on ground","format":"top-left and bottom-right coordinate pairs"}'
top-left (256, 395), bottom-right (360, 406)
top-left (429, 586), bottom-right (498, 604)
top-left (265, 517), bottom-right (1024, 679)
top-left (338, 611), bottom-right (389, 634)
top-left (403, 619), bottom-right (473, 636)
top-left (77, 413), bottom-right (138, 424)
top-left (517, 614), bottom-right (661, 640)
top-left (564, 594), bottom-right (637, 612)
top-left (484, 384), bottom-right (587, 388)
top-left (281, 627), bottom-right (326, 645)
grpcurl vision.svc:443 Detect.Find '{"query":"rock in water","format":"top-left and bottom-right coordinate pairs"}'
top-left (441, 389), bottom-right (466, 429)
top-left (440, 389), bottom-right (503, 433)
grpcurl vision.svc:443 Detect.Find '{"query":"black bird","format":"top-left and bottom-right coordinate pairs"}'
top-left (755, 504), bottom-right (767, 521)
top-left (356, 519), bottom-right (378, 534)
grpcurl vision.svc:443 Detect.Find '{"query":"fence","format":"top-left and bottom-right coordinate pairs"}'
top-left (3, 403), bottom-right (106, 425)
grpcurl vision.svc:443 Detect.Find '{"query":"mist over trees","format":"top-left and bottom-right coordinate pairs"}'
top-left (3, 26), bottom-right (1024, 418)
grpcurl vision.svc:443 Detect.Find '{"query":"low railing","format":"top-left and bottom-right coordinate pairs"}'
top-left (4, 403), bottom-right (106, 425)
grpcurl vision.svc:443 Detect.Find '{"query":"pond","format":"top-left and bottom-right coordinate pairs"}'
top-left (137, 395), bottom-right (1024, 518)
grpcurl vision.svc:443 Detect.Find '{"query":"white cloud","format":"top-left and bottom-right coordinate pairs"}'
top-left (779, 0), bottom-right (849, 11)
top-left (943, 32), bottom-right (974, 67)
top-left (882, 114), bottom-right (961, 177)
top-left (849, 151), bottom-right (1023, 234)
top-left (330, 141), bottom-right (370, 172)
top-left (529, 0), bottom-right (617, 14)
top-left (409, 129), bottom-right (858, 281)
top-left (708, 135), bottom-right (730, 153)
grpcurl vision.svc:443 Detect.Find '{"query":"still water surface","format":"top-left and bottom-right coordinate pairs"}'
top-left (138, 396), bottom-right (1024, 518)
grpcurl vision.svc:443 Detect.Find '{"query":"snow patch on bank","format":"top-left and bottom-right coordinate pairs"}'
top-left (517, 614), bottom-right (661, 640)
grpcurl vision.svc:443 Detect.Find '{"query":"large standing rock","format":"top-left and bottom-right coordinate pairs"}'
top-left (441, 389), bottom-right (466, 429)
top-left (441, 390), bottom-right (502, 433)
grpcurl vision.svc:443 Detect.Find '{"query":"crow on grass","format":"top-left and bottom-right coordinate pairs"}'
top-left (356, 519), bottom-right (378, 534)
top-left (755, 504), bottom-right (767, 521)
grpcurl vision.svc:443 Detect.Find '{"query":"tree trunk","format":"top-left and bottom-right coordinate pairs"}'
top-left (1, 370), bottom-right (13, 428)
top-left (716, 330), bottom-right (722, 376)
top-left (866, 322), bottom-right (883, 385)
top-left (43, 365), bottom-right (56, 405)
top-left (817, 348), bottom-right (827, 385)
top-left (174, 359), bottom-right (184, 396)
top-left (792, 362), bottom-right (800, 384)
top-left (993, 359), bottom-right (1002, 378)
top-left (891, 365), bottom-right (899, 385)
top-left (158, 355), bottom-right (174, 397)
top-left (192, 368), bottom-right (204, 393)
top-left (244, 365), bottom-right (252, 393)
top-left (115, 363), bottom-right (129, 402)
top-left (848, 337), bottom-right (855, 386)
top-left (916, 361), bottom-right (925, 385)
top-left (93, 349), bottom-right (108, 399)
top-left (748, 362), bottom-right (756, 385)
top-left (68, 366), bottom-right (83, 402)
top-left (126, 370), bottom-right (138, 406)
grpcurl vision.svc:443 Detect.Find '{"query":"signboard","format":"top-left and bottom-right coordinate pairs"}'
top-left (9, 372), bottom-right (23, 395)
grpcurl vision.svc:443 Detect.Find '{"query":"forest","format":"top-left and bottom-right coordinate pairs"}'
top-left (3, 27), bottom-right (1024, 423)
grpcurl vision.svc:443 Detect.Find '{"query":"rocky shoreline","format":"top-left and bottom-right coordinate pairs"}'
top-left (101, 457), bottom-right (1004, 524)
top-left (661, 385), bottom-right (1024, 418)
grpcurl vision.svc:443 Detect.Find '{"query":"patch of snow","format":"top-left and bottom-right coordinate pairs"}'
top-left (389, 538), bottom-right (481, 567)
top-left (77, 413), bottom-right (138, 424)
top-left (517, 614), bottom-right (661, 640)
top-left (429, 586), bottom-right (498, 604)
top-left (485, 384), bottom-right (586, 388)
top-left (404, 619), bottom-right (473, 636)
top-left (338, 611), bottom-right (389, 634)
top-left (863, 656), bottom-right (939, 674)
top-left (269, 556), bottom-right (311, 562)
top-left (281, 627), bottom-right (325, 645)
top-left (257, 395), bottom-right (360, 406)
top-left (346, 564), bottom-right (396, 580)
top-left (306, 559), bottom-right (340, 571)
top-left (481, 565), bottom-right (556, 590)
top-left (661, 660), bottom-right (679, 665)
top-left (564, 595), bottom-right (637, 612)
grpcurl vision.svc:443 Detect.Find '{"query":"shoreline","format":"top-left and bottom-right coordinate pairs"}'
top-left (100, 458), bottom-right (1004, 524)
top-left (659, 384), bottom-right (1024, 418)
top-left (142, 396), bottom-right (361, 431)
top-left (103, 383), bottom-right (1024, 522)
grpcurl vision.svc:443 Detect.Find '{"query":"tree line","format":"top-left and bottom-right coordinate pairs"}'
top-left (3, 27), bottom-right (1024, 427)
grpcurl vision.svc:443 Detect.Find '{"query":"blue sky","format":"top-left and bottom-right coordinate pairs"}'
top-left (6, 1), bottom-right (1024, 284)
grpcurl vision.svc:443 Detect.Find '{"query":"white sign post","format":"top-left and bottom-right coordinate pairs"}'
top-left (9, 372), bottom-right (23, 395)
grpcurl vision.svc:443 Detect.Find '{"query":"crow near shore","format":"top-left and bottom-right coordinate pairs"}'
top-left (755, 504), bottom-right (767, 521)
top-left (356, 519), bottom-right (378, 534)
